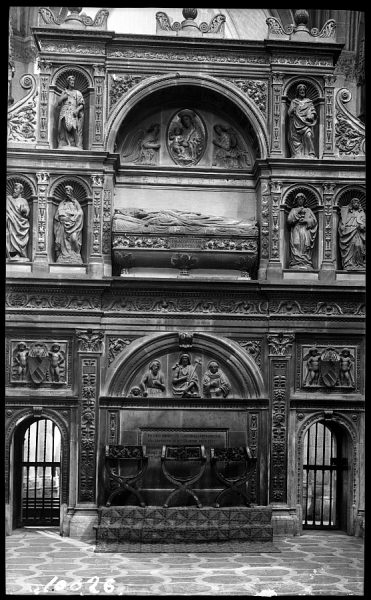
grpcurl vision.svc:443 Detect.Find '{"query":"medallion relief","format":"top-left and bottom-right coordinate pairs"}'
top-left (167, 109), bottom-right (206, 166)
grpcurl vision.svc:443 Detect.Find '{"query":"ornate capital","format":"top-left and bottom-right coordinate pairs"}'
top-left (92, 63), bottom-right (105, 77)
top-left (267, 332), bottom-right (295, 356)
top-left (76, 330), bottom-right (104, 353)
top-left (36, 171), bottom-right (50, 185)
top-left (322, 182), bottom-right (336, 195)
top-left (271, 72), bottom-right (285, 85)
top-left (324, 74), bottom-right (337, 87)
top-left (38, 59), bottom-right (53, 74)
top-left (90, 174), bottom-right (104, 187)
top-left (270, 180), bottom-right (283, 194)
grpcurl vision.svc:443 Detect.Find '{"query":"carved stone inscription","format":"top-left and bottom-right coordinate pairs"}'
top-left (140, 429), bottom-right (228, 457)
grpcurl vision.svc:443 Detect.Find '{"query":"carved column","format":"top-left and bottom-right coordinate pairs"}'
top-left (76, 330), bottom-right (104, 504)
top-left (323, 75), bottom-right (337, 157)
top-left (32, 171), bottom-right (50, 273)
top-left (319, 182), bottom-right (336, 280)
top-left (89, 174), bottom-right (104, 277)
top-left (266, 180), bottom-right (283, 279)
top-left (37, 59), bottom-right (52, 148)
top-left (270, 72), bottom-right (285, 156)
top-left (267, 332), bottom-right (294, 532)
top-left (258, 181), bottom-right (271, 280)
top-left (91, 64), bottom-right (105, 150)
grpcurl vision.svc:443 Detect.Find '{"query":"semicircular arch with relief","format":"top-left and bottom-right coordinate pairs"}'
top-left (105, 332), bottom-right (265, 399)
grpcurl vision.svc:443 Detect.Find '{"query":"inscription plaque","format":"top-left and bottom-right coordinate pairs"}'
top-left (140, 429), bottom-right (228, 457)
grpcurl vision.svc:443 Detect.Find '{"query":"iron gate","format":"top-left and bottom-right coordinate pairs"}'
top-left (21, 419), bottom-right (61, 525)
top-left (302, 421), bottom-right (344, 529)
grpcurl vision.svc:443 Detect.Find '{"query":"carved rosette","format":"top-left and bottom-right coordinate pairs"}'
top-left (322, 182), bottom-right (336, 265)
top-left (35, 171), bottom-right (50, 256)
top-left (271, 73), bottom-right (284, 154)
top-left (90, 174), bottom-right (104, 256)
top-left (37, 60), bottom-right (52, 146)
top-left (269, 181), bottom-right (282, 263)
top-left (92, 64), bottom-right (105, 146)
top-left (323, 75), bottom-right (336, 156)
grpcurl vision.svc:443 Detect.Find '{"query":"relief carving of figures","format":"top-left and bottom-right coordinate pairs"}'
top-left (11, 340), bottom-right (67, 384)
top-left (6, 182), bottom-right (30, 261)
top-left (113, 208), bottom-right (257, 235)
top-left (202, 360), bottom-right (231, 398)
top-left (48, 343), bottom-right (65, 382)
top-left (303, 346), bottom-right (355, 388)
top-left (288, 84), bottom-right (317, 158)
top-left (287, 193), bottom-right (318, 270)
top-left (140, 360), bottom-right (166, 397)
top-left (13, 342), bottom-right (29, 381)
top-left (338, 198), bottom-right (366, 270)
top-left (54, 185), bottom-right (83, 264)
top-left (167, 109), bottom-right (206, 166)
top-left (57, 75), bottom-right (84, 149)
top-left (172, 353), bottom-right (201, 398)
top-left (122, 123), bottom-right (161, 165)
top-left (212, 124), bottom-right (251, 169)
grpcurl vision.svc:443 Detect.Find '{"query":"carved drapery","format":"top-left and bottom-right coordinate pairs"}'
top-left (92, 64), bottom-right (105, 148)
top-left (35, 171), bottom-right (50, 260)
top-left (37, 60), bottom-right (52, 147)
top-left (323, 75), bottom-right (336, 156)
top-left (90, 174), bottom-right (104, 257)
top-left (270, 73), bottom-right (284, 155)
top-left (268, 332), bottom-right (294, 503)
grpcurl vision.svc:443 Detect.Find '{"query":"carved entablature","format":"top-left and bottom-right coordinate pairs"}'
top-left (266, 10), bottom-right (336, 43)
top-left (7, 339), bottom-right (69, 386)
top-left (111, 208), bottom-right (259, 277)
top-left (299, 344), bottom-right (359, 391)
top-left (156, 9), bottom-right (226, 38)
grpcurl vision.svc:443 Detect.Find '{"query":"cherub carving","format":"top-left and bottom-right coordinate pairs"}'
top-left (48, 343), bottom-right (65, 382)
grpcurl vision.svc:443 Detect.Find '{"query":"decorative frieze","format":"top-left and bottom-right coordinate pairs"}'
top-left (271, 55), bottom-right (332, 67)
top-left (40, 41), bottom-right (105, 55)
top-left (108, 47), bottom-right (269, 65)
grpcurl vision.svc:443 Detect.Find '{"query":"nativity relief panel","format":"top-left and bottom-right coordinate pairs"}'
top-left (8, 340), bottom-right (69, 386)
top-left (126, 351), bottom-right (237, 400)
top-left (299, 344), bottom-right (358, 391)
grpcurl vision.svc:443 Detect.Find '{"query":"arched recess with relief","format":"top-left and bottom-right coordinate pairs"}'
top-left (105, 332), bottom-right (266, 399)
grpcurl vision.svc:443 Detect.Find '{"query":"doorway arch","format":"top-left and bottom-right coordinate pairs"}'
top-left (297, 413), bottom-right (357, 534)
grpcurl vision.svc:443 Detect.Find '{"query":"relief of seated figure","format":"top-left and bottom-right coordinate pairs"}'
top-left (113, 207), bottom-right (257, 235)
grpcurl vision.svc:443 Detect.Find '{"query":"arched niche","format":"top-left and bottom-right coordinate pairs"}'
top-left (334, 186), bottom-right (366, 271)
top-left (282, 185), bottom-right (322, 271)
top-left (283, 77), bottom-right (323, 159)
top-left (50, 67), bottom-right (93, 150)
top-left (106, 332), bottom-right (265, 399)
top-left (49, 177), bottom-right (92, 264)
top-left (106, 73), bottom-right (269, 159)
top-left (6, 175), bottom-right (37, 262)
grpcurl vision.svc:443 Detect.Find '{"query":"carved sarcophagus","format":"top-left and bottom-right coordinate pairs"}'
top-left (112, 208), bottom-right (259, 277)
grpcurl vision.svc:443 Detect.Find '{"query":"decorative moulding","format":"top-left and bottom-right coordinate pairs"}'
top-left (38, 7), bottom-right (109, 30)
top-left (156, 8), bottom-right (226, 38)
top-left (266, 10), bottom-right (336, 43)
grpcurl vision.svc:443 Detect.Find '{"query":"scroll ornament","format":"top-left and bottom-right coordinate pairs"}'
top-left (8, 74), bottom-right (37, 143)
top-left (335, 88), bottom-right (365, 156)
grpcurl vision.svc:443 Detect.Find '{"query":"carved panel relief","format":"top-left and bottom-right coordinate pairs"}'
top-left (8, 340), bottom-right (68, 386)
top-left (300, 344), bottom-right (358, 390)
top-left (167, 109), bottom-right (206, 166)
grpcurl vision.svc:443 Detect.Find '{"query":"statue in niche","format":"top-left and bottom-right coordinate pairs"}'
top-left (172, 353), bottom-right (201, 398)
top-left (54, 185), bottom-right (84, 264)
top-left (122, 123), bottom-right (161, 165)
top-left (288, 84), bottom-right (317, 158)
top-left (57, 75), bottom-right (84, 149)
top-left (212, 124), bottom-right (251, 169)
top-left (48, 343), bottom-right (65, 383)
top-left (202, 360), bottom-right (231, 398)
top-left (287, 193), bottom-right (318, 270)
top-left (6, 182), bottom-right (30, 261)
top-left (167, 109), bottom-right (205, 166)
top-left (303, 347), bottom-right (321, 386)
top-left (13, 342), bottom-right (29, 381)
top-left (113, 208), bottom-right (257, 236)
top-left (140, 360), bottom-right (166, 397)
top-left (338, 198), bottom-right (366, 270)
top-left (339, 348), bottom-right (355, 387)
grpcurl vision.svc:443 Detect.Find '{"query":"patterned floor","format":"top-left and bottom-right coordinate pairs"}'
top-left (6, 527), bottom-right (364, 595)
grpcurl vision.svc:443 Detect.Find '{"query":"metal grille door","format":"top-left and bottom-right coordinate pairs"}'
top-left (302, 422), bottom-right (338, 529)
top-left (21, 419), bottom-right (61, 525)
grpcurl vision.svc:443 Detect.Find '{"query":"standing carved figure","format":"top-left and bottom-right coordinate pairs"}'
top-left (14, 342), bottom-right (29, 381)
top-left (202, 361), bottom-right (231, 398)
top-left (303, 347), bottom-right (321, 386)
top-left (57, 75), bottom-right (84, 149)
top-left (6, 182), bottom-right (30, 260)
top-left (172, 353), bottom-right (201, 397)
top-left (288, 84), bottom-right (317, 158)
top-left (339, 348), bottom-right (355, 387)
top-left (122, 123), bottom-right (161, 165)
top-left (49, 343), bottom-right (65, 382)
top-left (287, 193), bottom-right (318, 270)
top-left (338, 198), bottom-right (366, 270)
top-left (140, 360), bottom-right (166, 396)
top-left (54, 185), bottom-right (84, 264)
